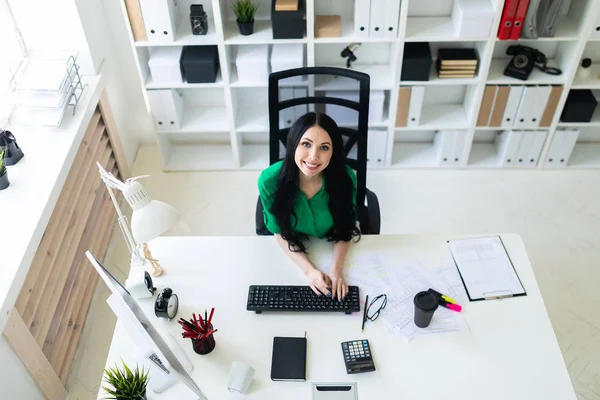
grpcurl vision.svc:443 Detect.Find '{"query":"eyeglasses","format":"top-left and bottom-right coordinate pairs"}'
top-left (365, 294), bottom-right (387, 322)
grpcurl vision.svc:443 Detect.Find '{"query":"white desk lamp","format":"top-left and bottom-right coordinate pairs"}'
top-left (97, 163), bottom-right (180, 297)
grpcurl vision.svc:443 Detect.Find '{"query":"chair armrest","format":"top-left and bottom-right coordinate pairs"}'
top-left (364, 188), bottom-right (380, 235)
top-left (255, 196), bottom-right (274, 236)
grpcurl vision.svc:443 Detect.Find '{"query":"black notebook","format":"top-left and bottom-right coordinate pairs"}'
top-left (270, 336), bottom-right (307, 381)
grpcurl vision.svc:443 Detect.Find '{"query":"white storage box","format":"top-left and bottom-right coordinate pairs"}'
top-left (591, 13), bottom-right (600, 39)
top-left (148, 47), bottom-right (183, 83)
top-left (235, 45), bottom-right (269, 83)
top-left (451, 0), bottom-right (494, 38)
top-left (324, 91), bottom-right (385, 125)
top-left (270, 44), bottom-right (305, 83)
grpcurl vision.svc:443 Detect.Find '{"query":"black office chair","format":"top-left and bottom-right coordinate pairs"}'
top-left (255, 66), bottom-right (381, 236)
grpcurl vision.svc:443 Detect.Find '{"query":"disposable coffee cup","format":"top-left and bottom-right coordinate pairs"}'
top-left (413, 291), bottom-right (439, 328)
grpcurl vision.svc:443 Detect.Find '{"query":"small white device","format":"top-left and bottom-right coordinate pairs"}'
top-left (227, 362), bottom-right (255, 395)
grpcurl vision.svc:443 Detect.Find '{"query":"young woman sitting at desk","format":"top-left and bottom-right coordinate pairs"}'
top-left (258, 112), bottom-right (361, 300)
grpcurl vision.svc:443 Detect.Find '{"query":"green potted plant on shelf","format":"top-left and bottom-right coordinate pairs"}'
top-left (0, 149), bottom-right (9, 191)
top-left (102, 361), bottom-right (149, 400)
top-left (232, 0), bottom-right (259, 36)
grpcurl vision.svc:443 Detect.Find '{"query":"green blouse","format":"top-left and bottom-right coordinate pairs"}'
top-left (257, 161), bottom-right (357, 238)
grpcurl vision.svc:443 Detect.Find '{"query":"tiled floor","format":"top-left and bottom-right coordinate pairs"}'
top-left (66, 145), bottom-right (600, 400)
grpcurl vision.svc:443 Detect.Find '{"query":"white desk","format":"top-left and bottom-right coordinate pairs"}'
top-left (100, 235), bottom-right (576, 400)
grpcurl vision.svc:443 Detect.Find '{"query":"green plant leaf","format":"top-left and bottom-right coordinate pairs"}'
top-left (232, 0), bottom-right (259, 23)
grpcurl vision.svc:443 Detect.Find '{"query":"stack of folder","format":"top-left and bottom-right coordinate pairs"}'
top-left (436, 49), bottom-right (479, 79)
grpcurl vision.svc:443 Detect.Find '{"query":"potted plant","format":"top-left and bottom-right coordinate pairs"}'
top-left (0, 149), bottom-right (9, 191)
top-left (102, 361), bottom-right (149, 400)
top-left (232, 0), bottom-right (259, 36)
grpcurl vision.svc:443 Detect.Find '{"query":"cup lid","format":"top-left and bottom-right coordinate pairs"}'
top-left (414, 291), bottom-right (438, 311)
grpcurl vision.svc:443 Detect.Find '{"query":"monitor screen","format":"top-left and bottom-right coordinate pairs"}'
top-left (85, 251), bottom-right (207, 400)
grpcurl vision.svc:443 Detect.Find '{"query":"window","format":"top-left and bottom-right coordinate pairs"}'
top-left (0, 0), bottom-right (25, 124)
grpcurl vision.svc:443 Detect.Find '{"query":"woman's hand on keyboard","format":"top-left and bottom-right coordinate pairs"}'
top-left (306, 268), bottom-right (332, 296)
top-left (329, 268), bottom-right (348, 300)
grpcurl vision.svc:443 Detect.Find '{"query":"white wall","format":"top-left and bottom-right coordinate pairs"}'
top-left (0, 335), bottom-right (44, 400)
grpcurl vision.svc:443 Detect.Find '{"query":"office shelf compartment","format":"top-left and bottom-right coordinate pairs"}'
top-left (134, 0), bottom-right (219, 46)
top-left (155, 87), bottom-right (229, 133)
top-left (314, 43), bottom-right (397, 90)
top-left (391, 130), bottom-right (439, 168)
top-left (396, 84), bottom-right (478, 130)
top-left (405, 0), bottom-right (497, 42)
top-left (401, 41), bottom-right (489, 85)
top-left (233, 87), bottom-right (269, 133)
top-left (227, 44), bottom-right (308, 87)
top-left (567, 127), bottom-right (600, 168)
top-left (558, 89), bottom-right (600, 126)
top-left (157, 131), bottom-right (235, 171)
top-left (487, 41), bottom-right (576, 85)
top-left (313, 90), bottom-right (390, 129)
top-left (239, 132), bottom-right (281, 169)
top-left (571, 42), bottom-right (600, 89)
top-left (467, 130), bottom-right (505, 168)
top-left (529, 0), bottom-right (598, 41)
top-left (222, 0), bottom-right (306, 44)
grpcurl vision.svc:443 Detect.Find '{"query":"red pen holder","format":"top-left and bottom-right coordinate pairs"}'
top-left (191, 323), bottom-right (215, 355)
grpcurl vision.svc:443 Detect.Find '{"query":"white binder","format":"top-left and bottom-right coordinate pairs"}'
top-left (497, 130), bottom-right (522, 167)
top-left (354, 0), bottom-right (371, 37)
top-left (515, 131), bottom-right (535, 167)
top-left (591, 13), bottom-right (600, 39)
top-left (526, 85), bottom-right (551, 128)
top-left (147, 90), bottom-right (166, 130)
top-left (369, 0), bottom-right (385, 37)
top-left (383, 0), bottom-right (401, 38)
top-left (433, 130), bottom-right (456, 166)
top-left (293, 87), bottom-right (308, 120)
top-left (527, 130), bottom-right (547, 166)
top-left (160, 89), bottom-right (184, 130)
top-left (367, 130), bottom-right (388, 167)
top-left (280, 88), bottom-right (295, 129)
top-left (560, 128), bottom-right (580, 165)
top-left (407, 86), bottom-right (425, 127)
top-left (501, 86), bottom-right (524, 128)
top-left (453, 130), bottom-right (467, 166)
top-left (513, 86), bottom-right (536, 129)
top-left (139, 0), bottom-right (179, 43)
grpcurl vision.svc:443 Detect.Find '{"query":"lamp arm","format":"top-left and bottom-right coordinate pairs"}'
top-left (103, 177), bottom-right (145, 265)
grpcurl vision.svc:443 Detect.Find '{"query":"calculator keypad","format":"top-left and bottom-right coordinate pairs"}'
top-left (341, 340), bottom-right (375, 374)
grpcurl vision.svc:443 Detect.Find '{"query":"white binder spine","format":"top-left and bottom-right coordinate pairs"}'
top-left (139, 0), bottom-right (179, 43)
top-left (354, 0), bottom-right (371, 37)
top-left (160, 89), bottom-right (184, 130)
top-left (147, 90), bottom-right (166, 130)
top-left (383, 0), bottom-right (401, 38)
top-left (453, 130), bottom-right (467, 166)
top-left (433, 130), bottom-right (457, 166)
top-left (369, 0), bottom-right (385, 37)
top-left (501, 86), bottom-right (524, 128)
top-left (515, 131), bottom-right (535, 167)
top-left (407, 86), bottom-right (425, 127)
top-left (560, 128), bottom-right (580, 165)
top-left (497, 130), bottom-right (523, 167)
top-left (513, 86), bottom-right (536, 130)
top-left (526, 85), bottom-right (551, 128)
top-left (527, 130), bottom-right (548, 166)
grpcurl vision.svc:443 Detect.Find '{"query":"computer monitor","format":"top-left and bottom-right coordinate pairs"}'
top-left (85, 251), bottom-right (207, 400)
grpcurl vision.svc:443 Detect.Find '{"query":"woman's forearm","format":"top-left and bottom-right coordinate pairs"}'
top-left (331, 240), bottom-right (351, 272)
top-left (274, 234), bottom-right (316, 274)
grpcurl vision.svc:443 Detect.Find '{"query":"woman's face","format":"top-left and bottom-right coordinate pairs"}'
top-left (294, 125), bottom-right (333, 179)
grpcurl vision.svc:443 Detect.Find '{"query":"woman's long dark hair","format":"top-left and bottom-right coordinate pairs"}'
top-left (273, 112), bottom-right (361, 252)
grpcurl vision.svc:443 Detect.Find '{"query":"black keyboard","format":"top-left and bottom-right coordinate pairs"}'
top-left (246, 285), bottom-right (360, 314)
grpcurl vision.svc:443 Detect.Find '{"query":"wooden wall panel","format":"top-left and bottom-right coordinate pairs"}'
top-left (4, 89), bottom-right (130, 398)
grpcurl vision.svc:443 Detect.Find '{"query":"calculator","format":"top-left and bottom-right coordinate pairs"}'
top-left (341, 340), bottom-right (376, 374)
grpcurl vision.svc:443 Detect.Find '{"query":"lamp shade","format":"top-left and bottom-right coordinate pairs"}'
top-left (123, 180), bottom-right (180, 244)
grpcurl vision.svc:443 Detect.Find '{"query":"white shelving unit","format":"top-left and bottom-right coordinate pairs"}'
top-left (121, 0), bottom-right (600, 171)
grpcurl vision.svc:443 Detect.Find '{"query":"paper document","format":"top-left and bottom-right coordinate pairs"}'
top-left (322, 256), bottom-right (469, 341)
top-left (448, 236), bottom-right (526, 301)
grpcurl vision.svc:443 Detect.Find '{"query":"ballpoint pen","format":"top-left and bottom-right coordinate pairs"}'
top-left (361, 295), bottom-right (369, 332)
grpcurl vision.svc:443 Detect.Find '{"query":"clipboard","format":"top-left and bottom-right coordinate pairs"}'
top-left (447, 235), bottom-right (527, 302)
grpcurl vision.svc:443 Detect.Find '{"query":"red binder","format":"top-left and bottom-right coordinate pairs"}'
top-left (510, 0), bottom-right (531, 40)
top-left (497, 0), bottom-right (519, 40)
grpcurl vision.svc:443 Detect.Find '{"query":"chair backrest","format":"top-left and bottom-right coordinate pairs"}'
top-left (268, 66), bottom-right (370, 208)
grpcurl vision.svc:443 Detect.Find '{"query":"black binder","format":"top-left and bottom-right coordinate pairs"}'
top-left (270, 336), bottom-right (307, 381)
